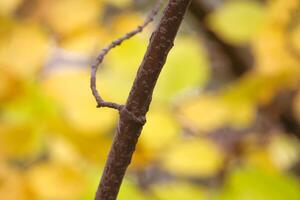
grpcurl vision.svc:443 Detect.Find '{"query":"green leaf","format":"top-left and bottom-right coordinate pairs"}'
top-left (208, 1), bottom-right (265, 44)
top-left (152, 182), bottom-right (205, 200)
top-left (118, 179), bottom-right (148, 200)
top-left (219, 167), bottom-right (300, 200)
top-left (155, 36), bottom-right (209, 103)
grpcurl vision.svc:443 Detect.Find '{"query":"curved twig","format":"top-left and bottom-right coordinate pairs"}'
top-left (90, 0), bottom-right (163, 110)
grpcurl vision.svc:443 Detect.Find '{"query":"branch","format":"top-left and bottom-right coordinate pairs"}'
top-left (94, 0), bottom-right (192, 199)
top-left (90, 0), bottom-right (163, 110)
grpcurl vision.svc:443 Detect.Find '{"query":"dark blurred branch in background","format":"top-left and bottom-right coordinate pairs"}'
top-left (188, 0), bottom-right (254, 89)
top-left (258, 90), bottom-right (300, 140)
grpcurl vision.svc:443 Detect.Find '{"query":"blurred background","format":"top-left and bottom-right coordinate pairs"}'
top-left (1, 0), bottom-right (300, 199)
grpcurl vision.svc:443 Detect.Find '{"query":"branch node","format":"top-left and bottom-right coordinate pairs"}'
top-left (120, 107), bottom-right (146, 125)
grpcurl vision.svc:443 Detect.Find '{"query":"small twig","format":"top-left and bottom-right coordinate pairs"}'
top-left (90, 0), bottom-right (163, 110)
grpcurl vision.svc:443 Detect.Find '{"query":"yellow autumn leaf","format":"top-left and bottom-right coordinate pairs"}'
top-left (267, 0), bottom-right (299, 27)
top-left (152, 182), bottom-right (205, 200)
top-left (268, 134), bottom-right (300, 170)
top-left (242, 133), bottom-right (279, 172)
top-left (118, 179), bottom-right (149, 200)
top-left (223, 71), bottom-right (300, 107)
top-left (0, 69), bottom-right (19, 101)
top-left (252, 0), bottom-right (300, 74)
top-left (178, 94), bottom-right (254, 133)
top-left (245, 146), bottom-right (278, 172)
top-left (0, 164), bottom-right (33, 200)
top-left (67, 133), bottom-right (112, 164)
top-left (132, 106), bottom-right (179, 168)
top-left (0, 21), bottom-right (50, 79)
top-left (178, 95), bottom-right (228, 132)
top-left (0, 0), bottom-right (23, 16)
top-left (43, 0), bottom-right (102, 35)
top-left (61, 28), bottom-right (107, 55)
top-left (208, 0), bottom-right (265, 44)
top-left (139, 106), bottom-right (179, 152)
top-left (106, 34), bottom-right (147, 76)
top-left (155, 36), bottom-right (209, 102)
top-left (253, 27), bottom-right (298, 73)
top-left (219, 166), bottom-right (300, 200)
top-left (0, 123), bottom-right (44, 160)
top-left (162, 139), bottom-right (224, 177)
top-left (130, 144), bottom-right (153, 169)
top-left (46, 136), bottom-right (83, 165)
top-left (42, 68), bottom-right (118, 134)
top-left (27, 162), bottom-right (87, 200)
top-left (290, 24), bottom-right (300, 57)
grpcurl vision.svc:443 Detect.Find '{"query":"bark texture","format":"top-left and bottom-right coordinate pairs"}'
top-left (95, 0), bottom-right (192, 199)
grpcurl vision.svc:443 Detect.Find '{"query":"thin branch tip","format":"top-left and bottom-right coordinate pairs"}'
top-left (96, 101), bottom-right (124, 111)
top-left (90, 0), bottom-right (163, 109)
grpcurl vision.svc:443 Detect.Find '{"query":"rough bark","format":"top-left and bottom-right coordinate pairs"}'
top-left (94, 0), bottom-right (192, 199)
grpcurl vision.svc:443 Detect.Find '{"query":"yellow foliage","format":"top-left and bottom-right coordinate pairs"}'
top-left (140, 107), bottom-right (179, 152)
top-left (118, 179), bottom-right (149, 200)
top-left (290, 24), bottom-right (300, 53)
top-left (0, 21), bottom-right (50, 79)
top-left (0, 164), bottom-right (33, 200)
top-left (0, 69), bottom-right (19, 101)
top-left (179, 94), bottom-right (254, 133)
top-left (132, 106), bottom-right (180, 168)
top-left (0, 0), bottom-right (23, 16)
top-left (42, 68), bottom-right (118, 133)
top-left (67, 133), bottom-right (112, 164)
top-left (253, 0), bottom-right (300, 74)
top-left (162, 139), bottom-right (224, 177)
top-left (109, 12), bottom-right (145, 37)
top-left (0, 123), bottom-right (44, 160)
top-left (42, 0), bottom-right (102, 35)
top-left (46, 136), bottom-right (83, 165)
top-left (61, 28), bottom-right (107, 54)
top-left (155, 36), bottom-right (209, 102)
top-left (152, 182), bottom-right (205, 200)
top-left (103, 0), bottom-right (132, 8)
top-left (244, 146), bottom-right (278, 172)
top-left (27, 162), bottom-right (87, 200)
top-left (179, 95), bottom-right (229, 132)
top-left (268, 134), bottom-right (300, 170)
top-left (1, 0), bottom-right (300, 199)
top-left (267, 0), bottom-right (299, 27)
top-left (208, 1), bottom-right (265, 44)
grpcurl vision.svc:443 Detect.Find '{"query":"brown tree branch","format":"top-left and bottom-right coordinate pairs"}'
top-left (90, 0), bottom-right (163, 110)
top-left (94, 0), bottom-right (192, 199)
